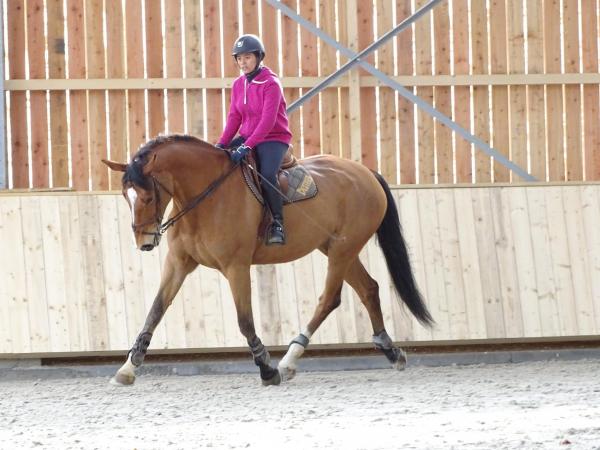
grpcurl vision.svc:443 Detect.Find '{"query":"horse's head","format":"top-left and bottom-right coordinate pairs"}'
top-left (102, 153), bottom-right (171, 251)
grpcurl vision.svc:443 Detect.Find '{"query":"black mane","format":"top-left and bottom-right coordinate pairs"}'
top-left (124, 134), bottom-right (205, 188)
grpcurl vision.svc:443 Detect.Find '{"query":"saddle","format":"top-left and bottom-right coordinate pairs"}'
top-left (241, 146), bottom-right (318, 206)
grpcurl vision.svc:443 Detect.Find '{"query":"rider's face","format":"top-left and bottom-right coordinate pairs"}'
top-left (236, 52), bottom-right (258, 74)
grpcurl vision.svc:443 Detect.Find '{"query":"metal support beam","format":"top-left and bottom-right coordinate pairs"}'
top-left (266, 0), bottom-right (536, 182)
top-left (0, 0), bottom-right (6, 189)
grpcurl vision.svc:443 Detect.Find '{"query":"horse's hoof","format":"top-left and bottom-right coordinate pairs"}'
top-left (277, 365), bottom-right (296, 382)
top-left (110, 371), bottom-right (135, 386)
top-left (261, 369), bottom-right (281, 386)
top-left (393, 349), bottom-right (407, 371)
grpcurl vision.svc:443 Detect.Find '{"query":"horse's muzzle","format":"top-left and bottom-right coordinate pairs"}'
top-left (140, 244), bottom-right (155, 251)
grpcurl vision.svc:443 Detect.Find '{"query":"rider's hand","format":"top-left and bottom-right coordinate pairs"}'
top-left (215, 143), bottom-right (225, 150)
top-left (230, 144), bottom-right (251, 163)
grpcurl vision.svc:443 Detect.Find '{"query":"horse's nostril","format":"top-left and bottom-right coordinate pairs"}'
top-left (140, 244), bottom-right (155, 251)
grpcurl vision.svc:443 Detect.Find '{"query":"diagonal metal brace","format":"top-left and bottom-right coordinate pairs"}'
top-left (266, 0), bottom-right (536, 182)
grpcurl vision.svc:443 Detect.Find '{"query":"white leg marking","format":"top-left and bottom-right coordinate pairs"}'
top-left (278, 343), bottom-right (305, 382)
top-left (109, 353), bottom-right (137, 386)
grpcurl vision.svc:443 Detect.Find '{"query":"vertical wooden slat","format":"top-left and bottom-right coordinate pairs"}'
top-left (299, 0), bottom-right (320, 157)
top-left (204, 0), bottom-right (223, 144)
top-left (256, 266), bottom-right (283, 345)
top-left (376, 0), bottom-right (397, 183)
top-left (221, 0), bottom-right (239, 127)
top-left (357, 0), bottom-right (377, 170)
top-left (281, 0), bottom-right (301, 152)
top-left (319, 0), bottom-right (340, 157)
top-left (397, 0), bottom-right (416, 183)
top-left (337, 0), bottom-right (352, 162)
top-left (261, 0), bottom-right (279, 72)
top-left (489, 0), bottom-right (510, 182)
top-left (471, 0), bottom-right (490, 182)
top-left (544, 0), bottom-right (564, 181)
top-left (106, 0), bottom-right (128, 188)
top-left (581, 0), bottom-right (600, 181)
top-left (7, 0), bottom-right (29, 188)
top-left (506, 0), bottom-right (527, 181)
top-left (126, 0), bottom-right (147, 156)
top-left (414, 0), bottom-right (434, 183)
top-left (563, 0), bottom-right (582, 181)
top-left (453, 0), bottom-right (471, 183)
top-left (433, 1), bottom-right (452, 184)
top-left (47, 0), bottom-right (69, 187)
top-left (86, 0), bottom-right (108, 190)
top-left (526, 0), bottom-right (546, 180)
top-left (165, 0), bottom-right (184, 134)
top-left (27, 0), bottom-right (49, 188)
top-left (145, 0), bottom-right (165, 138)
top-left (581, 185), bottom-right (600, 332)
top-left (242, 0), bottom-right (259, 35)
top-left (184, 0), bottom-right (204, 137)
top-left (67, 0), bottom-right (89, 190)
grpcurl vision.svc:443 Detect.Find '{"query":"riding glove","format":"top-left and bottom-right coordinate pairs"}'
top-left (214, 143), bottom-right (225, 150)
top-left (230, 144), bottom-right (251, 163)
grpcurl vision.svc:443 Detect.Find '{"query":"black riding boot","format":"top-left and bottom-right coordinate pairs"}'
top-left (262, 182), bottom-right (286, 245)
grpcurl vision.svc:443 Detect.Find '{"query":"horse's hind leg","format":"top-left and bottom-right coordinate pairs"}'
top-left (344, 258), bottom-right (407, 370)
top-left (225, 264), bottom-right (281, 386)
top-left (110, 252), bottom-right (196, 386)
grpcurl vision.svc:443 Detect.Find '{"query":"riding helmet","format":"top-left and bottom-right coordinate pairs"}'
top-left (232, 34), bottom-right (265, 61)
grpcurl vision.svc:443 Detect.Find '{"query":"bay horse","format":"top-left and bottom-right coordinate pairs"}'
top-left (103, 135), bottom-right (433, 386)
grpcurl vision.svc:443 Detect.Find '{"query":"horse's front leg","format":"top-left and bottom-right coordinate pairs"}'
top-left (110, 252), bottom-right (196, 386)
top-left (225, 264), bottom-right (281, 386)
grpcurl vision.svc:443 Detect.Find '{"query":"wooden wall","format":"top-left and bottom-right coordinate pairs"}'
top-left (1, 184), bottom-right (599, 356)
top-left (4, 0), bottom-right (600, 189)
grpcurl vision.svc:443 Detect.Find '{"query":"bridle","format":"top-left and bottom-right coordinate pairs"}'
top-left (130, 159), bottom-right (240, 244)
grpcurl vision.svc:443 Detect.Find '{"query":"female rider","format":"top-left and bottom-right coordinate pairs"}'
top-left (216, 34), bottom-right (292, 246)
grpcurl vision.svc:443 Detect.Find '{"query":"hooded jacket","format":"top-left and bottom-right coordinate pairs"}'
top-left (218, 66), bottom-right (292, 149)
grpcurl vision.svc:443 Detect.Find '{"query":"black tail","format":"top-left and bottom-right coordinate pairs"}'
top-left (372, 171), bottom-right (434, 327)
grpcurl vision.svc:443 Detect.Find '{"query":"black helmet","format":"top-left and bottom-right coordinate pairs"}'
top-left (232, 34), bottom-right (265, 61)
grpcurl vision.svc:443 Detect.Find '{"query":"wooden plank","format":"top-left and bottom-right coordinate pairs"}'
top-left (67, 0), bottom-right (89, 190)
top-left (126, 0), bottom-right (147, 156)
top-left (396, 0), bottom-right (415, 183)
top-left (544, 186), bottom-right (579, 335)
top-left (489, 0), bottom-right (510, 182)
top-left (311, 250), bottom-right (340, 343)
top-left (526, 188), bottom-right (560, 336)
top-left (506, 0), bottom-right (527, 181)
top-left (179, 268), bottom-right (205, 348)
top-left (261, 0), bottom-right (280, 73)
top-left (78, 195), bottom-right (109, 350)
top-left (97, 196), bottom-right (129, 349)
top-left (199, 266), bottom-right (225, 348)
top-left (508, 188), bottom-right (541, 336)
top-left (544, 0), bottom-right (565, 181)
top-left (221, 0), bottom-right (239, 126)
top-left (184, 0), bottom-right (205, 137)
top-left (86, 0), bottom-right (108, 190)
top-left (433, 1), bottom-right (452, 184)
top-left (27, 0), bottom-right (50, 188)
top-left (219, 267), bottom-right (243, 347)
top-left (145, 0), bottom-right (165, 138)
top-left (472, 189), bottom-right (505, 338)
top-left (452, 0), bottom-right (471, 183)
top-left (106, 0), bottom-right (128, 188)
top-left (275, 262), bottom-right (302, 344)
top-left (158, 235), bottom-right (187, 349)
top-left (417, 189), bottom-right (450, 339)
top-left (0, 203), bottom-right (15, 351)
top-left (40, 197), bottom-right (71, 351)
top-left (471, 0), bottom-right (490, 182)
top-left (47, 0), bottom-right (69, 187)
top-left (367, 233), bottom-right (395, 341)
top-left (414, 0), bottom-right (434, 183)
top-left (59, 196), bottom-right (88, 350)
top-left (319, 0), bottom-right (339, 158)
top-left (563, 0), bottom-right (583, 181)
top-left (489, 188), bottom-right (523, 338)
top-left (203, 0), bottom-right (223, 144)
top-left (242, 0), bottom-right (259, 35)
top-left (0, 198), bottom-right (31, 352)
top-left (376, 0), bottom-right (397, 182)
top-left (357, 0), bottom-right (377, 169)
top-left (563, 186), bottom-right (596, 334)
top-left (581, 185), bottom-right (600, 333)
top-left (337, 0), bottom-right (352, 161)
top-left (281, 0), bottom-right (301, 154)
top-left (292, 255), bottom-right (321, 342)
top-left (165, 0), bottom-right (184, 134)
top-left (526, 0), bottom-right (546, 181)
top-left (255, 266), bottom-right (283, 345)
top-left (7, 0), bottom-right (29, 188)
top-left (581, 0), bottom-right (600, 181)
top-left (453, 189), bottom-right (487, 339)
top-left (299, 0), bottom-right (320, 157)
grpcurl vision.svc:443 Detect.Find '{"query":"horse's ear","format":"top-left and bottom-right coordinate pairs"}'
top-left (102, 159), bottom-right (127, 172)
top-left (142, 154), bottom-right (158, 176)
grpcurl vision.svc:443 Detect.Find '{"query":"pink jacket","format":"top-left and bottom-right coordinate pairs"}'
top-left (218, 66), bottom-right (292, 149)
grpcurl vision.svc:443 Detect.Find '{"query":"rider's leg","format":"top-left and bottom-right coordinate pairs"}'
top-left (255, 141), bottom-right (289, 245)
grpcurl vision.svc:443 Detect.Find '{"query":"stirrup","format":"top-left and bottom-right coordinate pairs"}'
top-left (267, 222), bottom-right (285, 246)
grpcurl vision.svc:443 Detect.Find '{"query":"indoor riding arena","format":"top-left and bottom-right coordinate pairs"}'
top-left (1, 1), bottom-right (600, 449)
